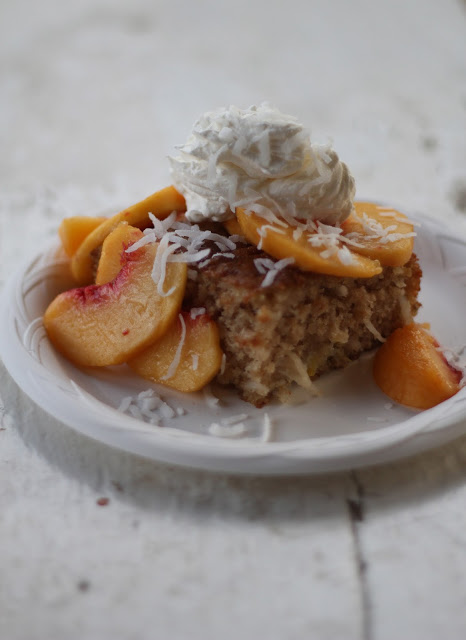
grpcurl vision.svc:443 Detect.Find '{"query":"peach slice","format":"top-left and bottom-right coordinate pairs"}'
top-left (128, 311), bottom-right (223, 392)
top-left (71, 185), bottom-right (186, 285)
top-left (373, 323), bottom-right (462, 410)
top-left (236, 208), bottom-right (382, 278)
top-left (44, 239), bottom-right (187, 367)
top-left (59, 216), bottom-right (107, 257)
top-left (341, 202), bottom-right (415, 266)
top-left (95, 223), bottom-right (144, 285)
top-left (223, 217), bottom-right (243, 236)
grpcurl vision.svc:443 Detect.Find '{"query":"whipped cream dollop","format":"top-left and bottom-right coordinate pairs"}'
top-left (169, 104), bottom-right (355, 226)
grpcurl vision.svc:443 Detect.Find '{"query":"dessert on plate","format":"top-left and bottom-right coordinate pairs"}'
top-left (43, 104), bottom-right (462, 410)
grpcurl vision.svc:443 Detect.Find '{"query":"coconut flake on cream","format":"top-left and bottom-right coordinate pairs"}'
top-left (169, 104), bottom-right (355, 226)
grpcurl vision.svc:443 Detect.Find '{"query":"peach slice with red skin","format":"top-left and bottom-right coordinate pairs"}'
top-left (236, 208), bottom-right (382, 278)
top-left (71, 185), bottom-right (186, 285)
top-left (44, 237), bottom-right (187, 367)
top-left (59, 216), bottom-right (107, 257)
top-left (373, 323), bottom-right (462, 410)
top-left (341, 202), bottom-right (415, 267)
top-left (128, 311), bottom-right (223, 392)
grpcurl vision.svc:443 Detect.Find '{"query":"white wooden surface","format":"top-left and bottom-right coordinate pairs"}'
top-left (1, 1), bottom-right (466, 638)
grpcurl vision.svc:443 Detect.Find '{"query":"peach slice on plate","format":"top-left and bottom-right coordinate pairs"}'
top-left (44, 237), bottom-right (187, 367)
top-left (342, 202), bottom-right (415, 267)
top-left (236, 208), bottom-right (382, 278)
top-left (128, 311), bottom-right (223, 392)
top-left (95, 223), bottom-right (144, 285)
top-left (59, 216), bottom-right (108, 257)
top-left (71, 185), bottom-right (186, 285)
top-left (373, 323), bottom-right (462, 410)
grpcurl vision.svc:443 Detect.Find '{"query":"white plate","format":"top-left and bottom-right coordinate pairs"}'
top-left (1, 210), bottom-right (466, 475)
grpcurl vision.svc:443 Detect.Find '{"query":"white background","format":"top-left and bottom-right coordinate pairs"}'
top-left (1, 1), bottom-right (466, 638)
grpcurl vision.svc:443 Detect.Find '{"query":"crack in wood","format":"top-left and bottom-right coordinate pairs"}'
top-left (347, 471), bottom-right (372, 640)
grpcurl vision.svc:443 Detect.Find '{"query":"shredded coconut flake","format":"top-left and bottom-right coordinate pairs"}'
top-left (190, 307), bottom-right (206, 319)
top-left (125, 232), bottom-right (157, 253)
top-left (138, 389), bottom-right (156, 399)
top-left (254, 256), bottom-right (295, 287)
top-left (261, 413), bottom-right (274, 442)
top-left (337, 245), bottom-right (354, 265)
top-left (128, 404), bottom-right (144, 420)
top-left (254, 257), bottom-right (275, 274)
top-left (140, 396), bottom-right (161, 413)
top-left (220, 413), bottom-right (249, 426)
top-left (168, 248), bottom-right (211, 263)
top-left (208, 422), bottom-right (246, 438)
top-left (256, 223), bottom-right (285, 250)
top-left (151, 235), bottom-right (179, 297)
top-left (220, 353), bottom-right (226, 375)
top-left (212, 251), bottom-right (235, 259)
top-left (161, 313), bottom-right (187, 380)
top-left (117, 396), bottom-right (133, 413)
top-left (398, 294), bottom-right (414, 324)
top-left (203, 386), bottom-right (220, 408)
top-left (363, 317), bottom-right (386, 343)
top-left (229, 234), bottom-right (247, 244)
top-left (187, 268), bottom-right (198, 281)
top-left (347, 211), bottom-right (417, 245)
top-left (286, 353), bottom-right (320, 395)
top-left (378, 210), bottom-right (421, 227)
top-left (117, 389), bottom-right (182, 425)
top-left (158, 402), bottom-right (176, 419)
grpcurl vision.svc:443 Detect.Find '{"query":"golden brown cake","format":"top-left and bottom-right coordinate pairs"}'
top-left (186, 240), bottom-right (421, 406)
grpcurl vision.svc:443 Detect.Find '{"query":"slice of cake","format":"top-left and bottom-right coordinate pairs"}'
top-left (185, 236), bottom-right (421, 407)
